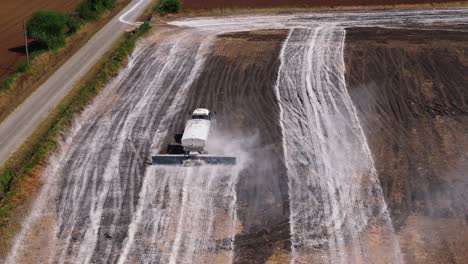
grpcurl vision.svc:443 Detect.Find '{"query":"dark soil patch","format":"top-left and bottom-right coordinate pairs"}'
top-left (345, 26), bottom-right (468, 263)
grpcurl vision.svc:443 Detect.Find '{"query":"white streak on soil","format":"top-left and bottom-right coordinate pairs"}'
top-left (273, 26), bottom-right (403, 263)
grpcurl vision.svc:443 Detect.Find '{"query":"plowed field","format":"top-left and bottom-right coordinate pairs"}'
top-left (6, 8), bottom-right (468, 264)
top-left (182, 0), bottom-right (462, 9)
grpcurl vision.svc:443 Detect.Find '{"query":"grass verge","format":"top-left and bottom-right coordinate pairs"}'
top-left (0, 21), bottom-right (151, 259)
top-left (0, 0), bottom-right (130, 124)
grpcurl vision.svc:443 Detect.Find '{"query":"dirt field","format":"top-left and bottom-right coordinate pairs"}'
top-left (1, 1), bottom-right (463, 81)
top-left (345, 26), bottom-right (468, 263)
top-left (182, 0), bottom-right (464, 9)
top-left (4, 8), bottom-right (468, 264)
top-left (0, 0), bottom-right (80, 81)
top-left (175, 30), bottom-right (290, 263)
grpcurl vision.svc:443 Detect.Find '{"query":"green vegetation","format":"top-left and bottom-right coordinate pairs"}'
top-left (26, 10), bottom-right (67, 50)
top-left (15, 60), bottom-right (31, 73)
top-left (0, 73), bottom-right (19, 91)
top-left (66, 13), bottom-right (83, 35)
top-left (0, 0), bottom-right (121, 91)
top-left (76, 0), bottom-right (117, 21)
top-left (154, 0), bottom-right (181, 15)
top-left (0, 23), bottom-right (151, 253)
top-left (26, 0), bottom-right (119, 49)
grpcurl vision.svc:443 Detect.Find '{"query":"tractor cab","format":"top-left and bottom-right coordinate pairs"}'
top-left (192, 108), bottom-right (211, 120)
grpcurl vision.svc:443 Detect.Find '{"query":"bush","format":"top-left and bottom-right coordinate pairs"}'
top-left (138, 21), bottom-right (151, 35)
top-left (66, 14), bottom-right (82, 35)
top-left (101, 0), bottom-right (116, 9)
top-left (76, 0), bottom-right (101, 21)
top-left (155, 0), bottom-right (181, 15)
top-left (77, 0), bottom-right (116, 21)
top-left (26, 10), bottom-right (67, 50)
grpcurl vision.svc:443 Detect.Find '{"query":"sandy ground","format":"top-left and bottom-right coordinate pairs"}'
top-left (0, 0), bottom-right (81, 81)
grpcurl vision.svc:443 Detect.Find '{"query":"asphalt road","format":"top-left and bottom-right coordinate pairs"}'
top-left (0, 0), bottom-right (152, 167)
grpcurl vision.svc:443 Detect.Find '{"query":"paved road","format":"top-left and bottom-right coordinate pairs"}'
top-left (0, 0), bottom-right (153, 167)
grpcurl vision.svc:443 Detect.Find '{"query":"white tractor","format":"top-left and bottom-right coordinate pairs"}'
top-left (152, 108), bottom-right (236, 165)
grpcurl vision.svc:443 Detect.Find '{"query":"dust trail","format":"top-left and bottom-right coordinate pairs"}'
top-left (274, 26), bottom-right (402, 263)
top-left (117, 165), bottom-right (240, 264)
top-left (116, 33), bottom-right (243, 264)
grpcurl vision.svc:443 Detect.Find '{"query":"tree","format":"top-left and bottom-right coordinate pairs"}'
top-left (26, 10), bottom-right (67, 50)
top-left (76, 0), bottom-right (116, 21)
top-left (155, 0), bottom-right (181, 15)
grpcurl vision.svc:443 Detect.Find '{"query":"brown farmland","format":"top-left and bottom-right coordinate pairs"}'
top-left (182, 0), bottom-right (463, 9)
top-left (0, 0), bottom-right (81, 81)
top-left (3, 8), bottom-right (468, 264)
top-left (345, 26), bottom-right (468, 263)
